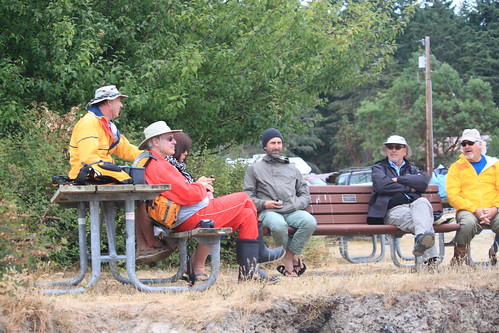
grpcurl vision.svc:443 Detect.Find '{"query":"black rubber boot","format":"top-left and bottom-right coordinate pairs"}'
top-left (236, 239), bottom-right (259, 281)
top-left (258, 221), bottom-right (285, 264)
top-left (236, 239), bottom-right (280, 283)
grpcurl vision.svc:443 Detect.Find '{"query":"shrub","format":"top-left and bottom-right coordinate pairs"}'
top-left (0, 104), bottom-right (256, 273)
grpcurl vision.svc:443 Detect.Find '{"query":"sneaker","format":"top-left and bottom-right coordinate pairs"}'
top-left (413, 231), bottom-right (435, 257)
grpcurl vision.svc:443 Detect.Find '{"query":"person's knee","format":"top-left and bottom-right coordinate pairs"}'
top-left (300, 217), bottom-right (317, 233)
top-left (457, 219), bottom-right (475, 236)
top-left (267, 219), bottom-right (288, 234)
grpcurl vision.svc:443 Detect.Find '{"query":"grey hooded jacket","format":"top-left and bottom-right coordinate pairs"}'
top-left (243, 154), bottom-right (310, 214)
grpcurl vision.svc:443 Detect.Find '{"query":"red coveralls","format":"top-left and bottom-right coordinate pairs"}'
top-left (145, 150), bottom-right (258, 239)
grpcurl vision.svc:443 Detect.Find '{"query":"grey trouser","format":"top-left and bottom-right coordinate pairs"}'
top-left (384, 197), bottom-right (438, 258)
top-left (455, 210), bottom-right (499, 245)
top-left (259, 210), bottom-right (317, 255)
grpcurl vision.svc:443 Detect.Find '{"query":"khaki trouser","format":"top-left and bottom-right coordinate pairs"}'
top-left (455, 210), bottom-right (499, 245)
top-left (384, 197), bottom-right (438, 259)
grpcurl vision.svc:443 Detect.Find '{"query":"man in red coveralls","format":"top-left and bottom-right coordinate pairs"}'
top-left (140, 121), bottom-right (283, 282)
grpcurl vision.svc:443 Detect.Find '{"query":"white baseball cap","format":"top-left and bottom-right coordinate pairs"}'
top-left (380, 135), bottom-right (413, 157)
top-left (461, 129), bottom-right (486, 154)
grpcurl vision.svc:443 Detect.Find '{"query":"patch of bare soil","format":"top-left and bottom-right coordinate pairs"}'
top-left (1, 233), bottom-right (497, 333)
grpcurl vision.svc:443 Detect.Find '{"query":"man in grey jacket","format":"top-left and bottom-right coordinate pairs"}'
top-left (243, 128), bottom-right (317, 277)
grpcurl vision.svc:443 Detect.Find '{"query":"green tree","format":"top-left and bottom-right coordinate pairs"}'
top-left (354, 55), bottom-right (498, 168)
top-left (1, 0), bottom-right (409, 148)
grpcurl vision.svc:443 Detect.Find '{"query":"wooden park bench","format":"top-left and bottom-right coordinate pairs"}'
top-left (265, 184), bottom-right (460, 270)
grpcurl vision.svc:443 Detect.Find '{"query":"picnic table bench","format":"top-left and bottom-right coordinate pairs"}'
top-left (265, 184), bottom-right (460, 269)
top-left (37, 184), bottom-right (231, 295)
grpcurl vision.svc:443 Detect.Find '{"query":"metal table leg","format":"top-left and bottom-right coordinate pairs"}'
top-left (37, 202), bottom-right (89, 294)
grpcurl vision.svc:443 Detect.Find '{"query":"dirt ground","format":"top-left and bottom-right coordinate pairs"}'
top-left (1, 232), bottom-right (497, 333)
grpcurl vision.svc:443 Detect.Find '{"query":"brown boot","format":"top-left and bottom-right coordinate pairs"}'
top-left (450, 243), bottom-right (468, 266)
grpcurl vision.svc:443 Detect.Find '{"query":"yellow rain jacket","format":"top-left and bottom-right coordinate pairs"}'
top-left (446, 154), bottom-right (499, 212)
top-left (68, 107), bottom-right (141, 179)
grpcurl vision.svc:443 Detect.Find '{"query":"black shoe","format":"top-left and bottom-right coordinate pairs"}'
top-left (489, 247), bottom-right (497, 266)
top-left (180, 256), bottom-right (197, 286)
top-left (255, 268), bottom-right (280, 284)
top-left (413, 231), bottom-right (435, 256)
top-left (423, 256), bottom-right (439, 271)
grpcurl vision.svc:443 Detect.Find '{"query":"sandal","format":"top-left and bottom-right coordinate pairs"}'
top-left (181, 256), bottom-right (209, 286)
top-left (293, 258), bottom-right (307, 276)
top-left (276, 265), bottom-right (298, 277)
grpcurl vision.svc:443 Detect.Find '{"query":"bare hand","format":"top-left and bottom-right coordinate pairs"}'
top-left (265, 200), bottom-right (283, 209)
top-left (480, 207), bottom-right (498, 225)
top-left (197, 176), bottom-right (214, 192)
top-left (475, 208), bottom-right (490, 225)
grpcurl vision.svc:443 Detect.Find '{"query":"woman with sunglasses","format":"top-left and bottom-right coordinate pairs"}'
top-left (367, 135), bottom-right (438, 267)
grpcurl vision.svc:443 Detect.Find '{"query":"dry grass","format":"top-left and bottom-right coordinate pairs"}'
top-left (1, 232), bottom-right (497, 332)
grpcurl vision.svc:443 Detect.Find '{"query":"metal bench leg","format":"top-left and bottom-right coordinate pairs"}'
top-left (36, 202), bottom-right (88, 291)
top-left (390, 233), bottom-right (447, 270)
top-left (188, 235), bottom-right (222, 291)
top-left (390, 235), bottom-right (416, 269)
top-left (339, 235), bottom-right (386, 263)
top-left (466, 246), bottom-right (493, 268)
top-left (138, 238), bottom-right (185, 285)
top-left (122, 200), bottom-right (201, 293)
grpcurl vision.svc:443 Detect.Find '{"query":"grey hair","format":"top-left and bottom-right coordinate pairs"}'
top-left (146, 138), bottom-right (155, 150)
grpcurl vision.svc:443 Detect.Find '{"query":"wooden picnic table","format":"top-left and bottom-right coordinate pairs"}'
top-left (37, 184), bottom-right (231, 294)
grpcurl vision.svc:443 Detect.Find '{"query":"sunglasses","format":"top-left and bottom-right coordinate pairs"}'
top-left (460, 141), bottom-right (475, 147)
top-left (385, 144), bottom-right (405, 150)
top-left (159, 135), bottom-right (175, 143)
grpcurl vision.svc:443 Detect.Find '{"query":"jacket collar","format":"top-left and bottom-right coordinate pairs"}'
top-left (263, 154), bottom-right (289, 164)
top-left (88, 106), bottom-right (121, 149)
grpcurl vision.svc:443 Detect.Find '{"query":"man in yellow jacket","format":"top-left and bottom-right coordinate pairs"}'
top-left (446, 128), bottom-right (499, 265)
top-left (69, 85), bottom-right (140, 179)
top-left (69, 85), bottom-right (173, 263)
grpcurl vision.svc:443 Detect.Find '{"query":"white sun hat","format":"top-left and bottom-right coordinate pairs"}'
top-left (138, 121), bottom-right (182, 150)
top-left (86, 85), bottom-right (128, 109)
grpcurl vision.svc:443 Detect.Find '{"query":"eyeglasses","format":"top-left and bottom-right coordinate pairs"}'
top-left (460, 141), bottom-right (475, 147)
top-left (158, 135), bottom-right (175, 144)
top-left (385, 144), bottom-right (405, 150)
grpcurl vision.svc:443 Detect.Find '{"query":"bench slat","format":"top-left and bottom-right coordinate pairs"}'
top-left (307, 204), bottom-right (369, 214)
top-left (310, 193), bottom-right (371, 204)
top-left (312, 223), bottom-right (459, 236)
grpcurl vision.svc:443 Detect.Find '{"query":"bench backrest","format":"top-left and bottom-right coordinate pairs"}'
top-left (306, 184), bottom-right (442, 235)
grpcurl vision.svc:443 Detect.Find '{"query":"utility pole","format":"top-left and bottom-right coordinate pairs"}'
top-left (424, 36), bottom-right (433, 174)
